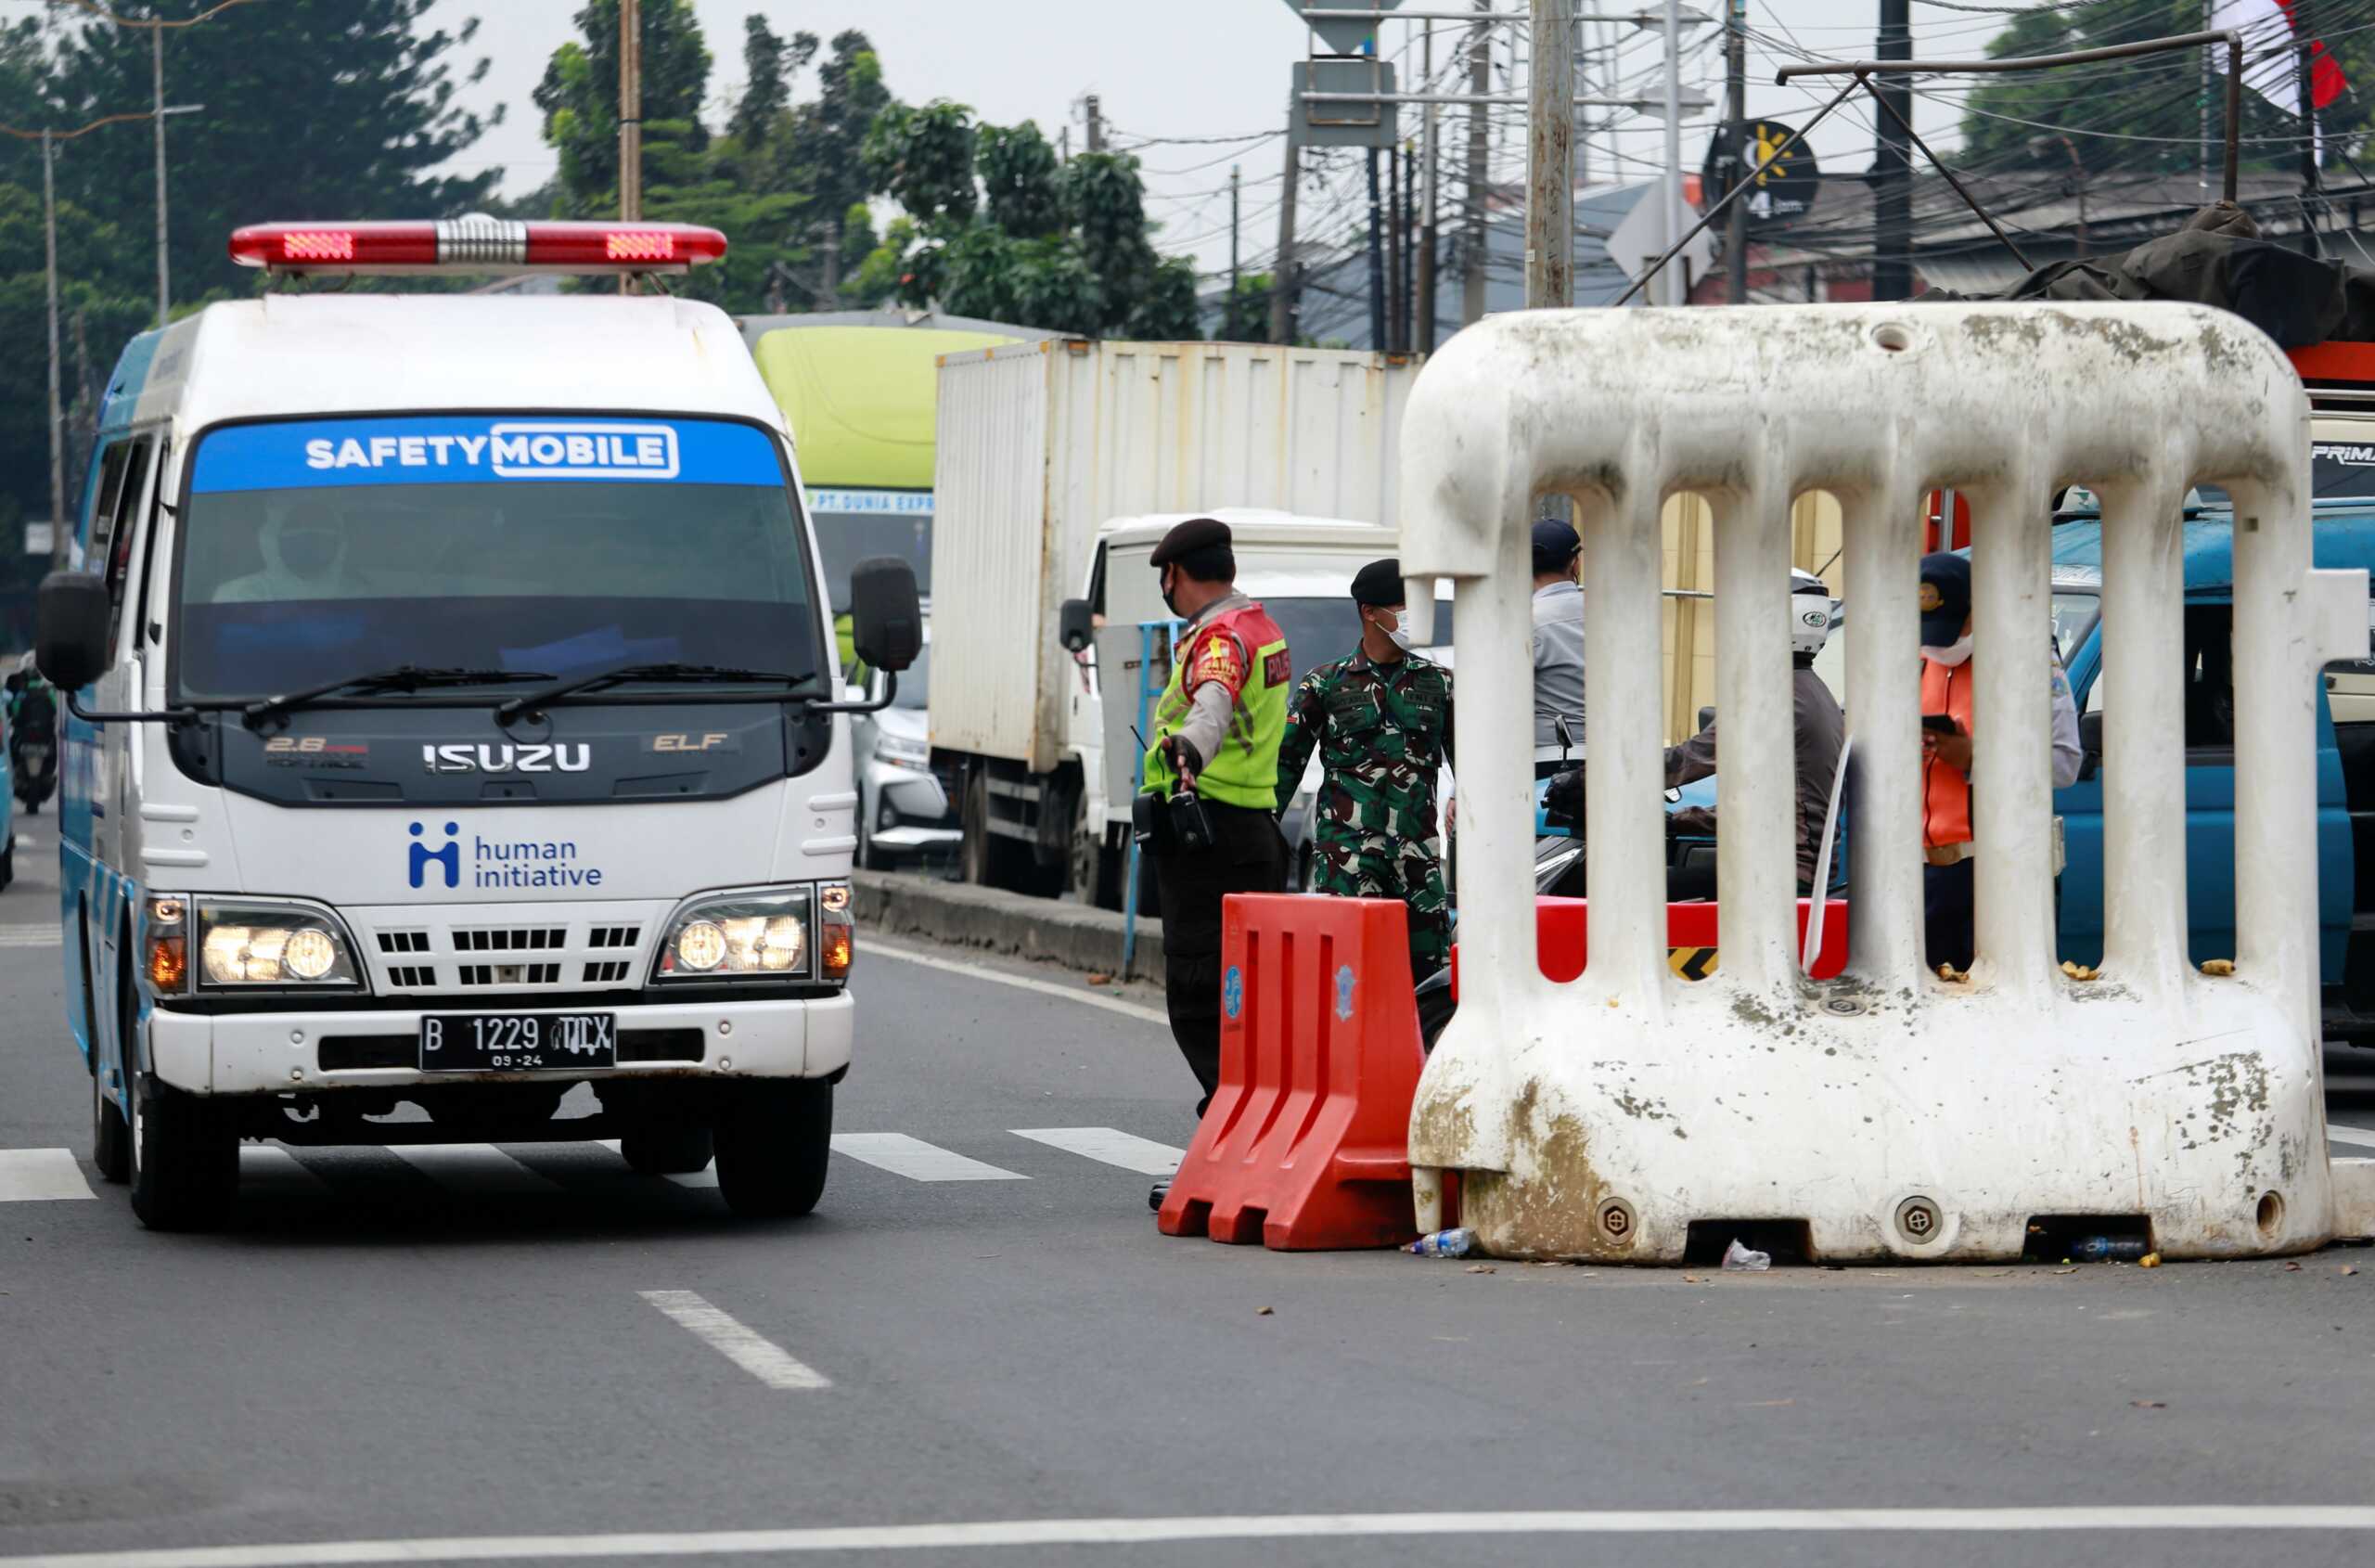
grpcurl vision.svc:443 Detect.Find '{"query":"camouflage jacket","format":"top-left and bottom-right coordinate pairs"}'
top-left (1274, 649), bottom-right (1455, 852)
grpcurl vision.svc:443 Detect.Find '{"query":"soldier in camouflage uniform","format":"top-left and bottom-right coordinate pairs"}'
top-left (1274, 558), bottom-right (1456, 983)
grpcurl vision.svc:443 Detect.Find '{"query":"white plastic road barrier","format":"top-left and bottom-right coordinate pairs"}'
top-left (1399, 303), bottom-right (2368, 1263)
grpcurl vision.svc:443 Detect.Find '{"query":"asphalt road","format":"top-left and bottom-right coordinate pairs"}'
top-left (2, 829), bottom-right (2373, 1568)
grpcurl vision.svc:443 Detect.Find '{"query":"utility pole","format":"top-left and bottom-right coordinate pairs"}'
top-left (1386, 143), bottom-right (1405, 352)
top-left (1270, 94), bottom-right (1300, 344)
top-left (1229, 164), bottom-right (1242, 338)
top-left (1463, 2), bottom-right (1490, 324)
top-left (619, 0), bottom-right (642, 218)
top-left (44, 129), bottom-right (65, 569)
top-left (1366, 148), bottom-right (1389, 350)
top-left (1872, 0), bottom-right (1913, 302)
top-left (1401, 138), bottom-right (1418, 349)
top-left (1418, 20), bottom-right (1439, 352)
top-left (1526, 0), bottom-right (1573, 311)
top-left (2299, 5), bottom-right (2320, 201)
top-left (619, 0), bottom-right (641, 294)
top-left (1724, 0), bottom-right (1747, 304)
top-left (151, 25), bottom-right (169, 326)
top-left (1659, 0), bottom-right (1684, 305)
top-left (1085, 95), bottom-right (1105, 154)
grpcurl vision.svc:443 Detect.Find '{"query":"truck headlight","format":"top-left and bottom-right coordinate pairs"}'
top-left (176, 898), bottom-right (365, 992)
top-left (655, 887), bottom-right (814, 981)
top-left (876, 733), bottom-right (930, 770)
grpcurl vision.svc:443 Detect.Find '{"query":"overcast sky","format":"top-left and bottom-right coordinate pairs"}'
top-left (439, 1), bottom-right (1993, 276)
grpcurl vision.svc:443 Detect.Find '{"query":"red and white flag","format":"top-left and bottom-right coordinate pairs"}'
top-left (2212, 0), bottom-right (2349, 114)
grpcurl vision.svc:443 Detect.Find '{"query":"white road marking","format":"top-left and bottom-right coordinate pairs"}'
top-left (7, 1507), bottom-right (2375, 1566)
top-left (385, 1142), bottom-right (562, 1193)
top-left (638, 1290), bottom-right (829, 1391)
top-left (0, 1148), bottom-right (96, 1202)
top-left (829, 1132), bottom-right (1027, 1182)
top-left (1009, 1126), bottom-right (1185, 1175)
top-left (867, 939), bottom-right (1168, 1027)
top-left (591, 1138), bottom-right (717, 1189)
top-left (2328, 1123), bottom-right (2375, 1150)
top-left (238, 1145), bottom-right (329, 1193)
top-left (236, 1145), bottom-right (329, 1192)
top-left (0, 926), bottom-right (62, 948)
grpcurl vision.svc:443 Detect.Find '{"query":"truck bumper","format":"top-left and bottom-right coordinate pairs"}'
top-left (148, 991), bottom-right (854, 1097)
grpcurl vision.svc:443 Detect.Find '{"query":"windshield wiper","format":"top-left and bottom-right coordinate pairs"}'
top-left (495, 662), bottom-right (814, 721)
top-left (243, 665), bottom-right (556, 726)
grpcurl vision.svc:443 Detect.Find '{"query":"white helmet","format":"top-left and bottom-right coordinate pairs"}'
top-left (1791, 570), bottom-right (1833, 658)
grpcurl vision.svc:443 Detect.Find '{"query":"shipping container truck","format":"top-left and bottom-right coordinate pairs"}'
top-left (928, 340), bottom-right (1419, 903)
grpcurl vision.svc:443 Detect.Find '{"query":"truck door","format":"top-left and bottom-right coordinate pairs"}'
top-left (91, 432), bottom-right (159, 879)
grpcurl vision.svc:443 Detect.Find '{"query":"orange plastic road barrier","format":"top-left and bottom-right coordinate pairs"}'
top-left (1158, 893), bottom-right (1427, 1251)
top-left (1453, 894), bottom-right (1852, 995)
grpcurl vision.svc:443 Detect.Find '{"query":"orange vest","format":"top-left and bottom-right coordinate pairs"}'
top-left (1920, 657), bottom-right (1976, 848)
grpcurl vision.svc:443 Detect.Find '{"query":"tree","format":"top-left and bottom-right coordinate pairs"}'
top-left (857, 105), bottom-right (1202, 340)
top-left (1216, 274), bottom-right (1275, 342)
top-left (978, 122), bottom-right (1063, 240)
top-left (1958, 0), bottom-right (2375, 176)
top-left (534, 0), bottom-right (712, 214)
top-left (43, 0), bottom-right (503, 302)
top-left (727, 16), bottom-right (815, 157)
top-left (786, 31), bottom-right (892, 295)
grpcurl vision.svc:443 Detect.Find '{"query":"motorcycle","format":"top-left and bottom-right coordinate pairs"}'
top-left (11, 709), bottom-right (57, 816)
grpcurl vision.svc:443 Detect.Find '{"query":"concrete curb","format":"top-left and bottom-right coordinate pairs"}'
top-left (853, 869), bottom-right (1163, 983)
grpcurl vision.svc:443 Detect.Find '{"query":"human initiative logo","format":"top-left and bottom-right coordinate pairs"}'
top-left (408, 821), bottom-right (461, 890)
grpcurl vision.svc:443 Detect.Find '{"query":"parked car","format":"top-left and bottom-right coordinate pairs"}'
top-left (852, 634), bottom-right (958, 868)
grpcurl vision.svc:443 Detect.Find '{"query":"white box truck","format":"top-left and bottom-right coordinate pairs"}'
top-left (927, 340), bottom-right (1421, 904)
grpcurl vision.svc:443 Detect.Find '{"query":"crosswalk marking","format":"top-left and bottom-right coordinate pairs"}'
top-left (0, 926), bottom-right (62, 948)
top-left (239, 1144), bottom-right (331, 1192)
top-left (2330, 1124), bottom-right (2375, 1150)
top-left (386, 1141), bottom-right (563, 1193)
top-left (829, 1133), bottom-right (1028, 1182)
top-left (592, 1138), bottom-right (718, 1189)
top-left (0, 1127), bottom-right (1194, 1201)
top-left (639, 1290), bottom-right (830, 1390)
top-left (0, 1147), bottom-right (96, 1202)
top-left (1009, 1126), bottom-right (1184, 1176)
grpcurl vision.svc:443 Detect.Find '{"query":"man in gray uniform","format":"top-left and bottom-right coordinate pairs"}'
top-left (1530, 520), bottom-right (1586, 779)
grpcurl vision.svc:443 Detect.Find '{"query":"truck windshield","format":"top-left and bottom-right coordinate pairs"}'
top-left (811, 502), bottom-right (932, 613)
top-left (173, 416), bottom-right (824, 704)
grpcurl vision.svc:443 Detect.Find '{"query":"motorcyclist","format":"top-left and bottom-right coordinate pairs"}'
top-left (7, 657), bottom-right (59, 813)
top-left (1544, 570), bottom-right (1845, 893)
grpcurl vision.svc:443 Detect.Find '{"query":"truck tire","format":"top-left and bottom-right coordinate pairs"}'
top-left (127, 1074), bottom-right (238, 1231)
top-left (713, 1081), bottom-right (832, 1218)
top-left (620, 1125), bottom-right (714, 1176)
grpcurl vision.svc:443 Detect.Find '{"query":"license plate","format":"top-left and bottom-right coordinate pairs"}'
top-left (418, 1013), bottom-right (617, 1072)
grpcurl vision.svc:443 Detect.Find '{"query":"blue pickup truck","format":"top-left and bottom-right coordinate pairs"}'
top-left (2048, 471), bottom-right (2375, 1044)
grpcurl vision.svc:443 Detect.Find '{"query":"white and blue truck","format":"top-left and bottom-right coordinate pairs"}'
top-left (36, 218), bottom-right (919, 1229)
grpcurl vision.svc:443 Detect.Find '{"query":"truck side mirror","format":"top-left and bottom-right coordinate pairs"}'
top-left (1058, 598), bottom-right (1095, 654)
top-left (2076, 709), bottom-right (2104, 782)
top-left (848, 557), bottom-right (921, 674)
top-left (36, 572), bottom-right (110, 692)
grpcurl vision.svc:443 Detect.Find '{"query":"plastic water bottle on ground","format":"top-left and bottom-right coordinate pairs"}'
top-left (1721, 1239), bottom-right (1771, 1271)
top-left (1407, 1227), bottom-right (1475, 1258)
top-left (2068, 1236), bottom-right (2150, 1263)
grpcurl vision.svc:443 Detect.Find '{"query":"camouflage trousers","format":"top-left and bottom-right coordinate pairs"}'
top-left (1310, 833), bottom-right (1451, 983)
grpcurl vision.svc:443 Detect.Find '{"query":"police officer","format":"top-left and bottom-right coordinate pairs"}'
top-left (1274, 558), bottom-right (1455, 984)
top-left (1141, 518), bottom-right (1291, 1120)
top-left (1530, 520), bottom-right (1585, 778)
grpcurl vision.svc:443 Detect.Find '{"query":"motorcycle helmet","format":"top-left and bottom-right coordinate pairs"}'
top-left (1791, 569), bottom-right (1833, 658)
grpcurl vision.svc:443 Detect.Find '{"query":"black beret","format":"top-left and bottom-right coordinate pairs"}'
top-left (1350, 557), bottom-right (1405, 607)
top-left (1149, 516), bottom-right (1233, 566)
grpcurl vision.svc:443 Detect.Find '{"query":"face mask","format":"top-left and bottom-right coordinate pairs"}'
top-left (1160, 570), bottom-right (1184, 619)
top-left (1373, 609), bottom-right (1412, 652)
top-left (1922, 632), bottom-right (1974, 668)
top-left (279, 528), bottom-right (340, 579)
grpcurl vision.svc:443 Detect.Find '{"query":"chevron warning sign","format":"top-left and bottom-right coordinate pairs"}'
top-left (1667, 946), bottom-right (1719, 982)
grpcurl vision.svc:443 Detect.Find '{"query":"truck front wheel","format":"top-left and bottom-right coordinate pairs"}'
top-left (712, 1081), bottom-right (832, 1218)
top-left (127, 1073), bottom-right (238, 1231)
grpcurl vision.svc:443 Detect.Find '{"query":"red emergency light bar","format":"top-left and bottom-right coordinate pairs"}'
top-left (227, 219), bottom-right (727, 275)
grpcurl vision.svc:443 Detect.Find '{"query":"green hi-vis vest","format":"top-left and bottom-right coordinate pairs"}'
top-left (1141, 601), bottom-right (1291, 811)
